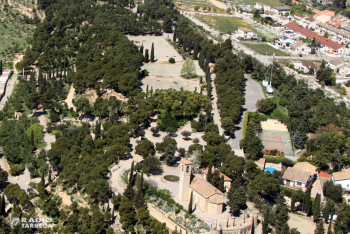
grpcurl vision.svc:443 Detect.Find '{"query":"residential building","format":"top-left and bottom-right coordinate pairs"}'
top-left (203, 167), bottom-right (232, 192)
top-left (284, 22), bottom-right (348, 56)
top-left (289, 41), bottom-right (311, 54)
top-left (293, 14), bottom-right (307, 21)
top-left (328, 59), bottom-right (344, 71)
top-left (339, 65), bottom-right (350, 76)
top-left (254, 2), bottom-right (271, 11)
top-left (332, 168), bottom-right (350, 194)
top-left (237, 27), bottom-right (258, 39)
top-left (271, 6), bottom-right (291, 15)
top-left (178, 159), bottom-right (227, 214)
top-left (317, 0), bottom-right (332, 5)
top-left (301, 17), bottom-right (318, 29)
top-left (293, 61), bottom-right (317, 73)
top-left (316, 22), bottom-right (350, 44)
top-left (282, 162), bottom-right (317, 190)
top-left (277, 16), bottom-right (290, 25)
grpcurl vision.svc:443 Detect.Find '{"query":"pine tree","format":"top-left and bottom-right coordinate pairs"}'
top-left (188, 191), bottom-right (193, 214)
top-left (275, 193), bottom-right (290, 233)
top-left (314, 193), bottom-right (321, 222)
top-left (41, 170), bottom-right (45, 186)
top-left (281, 223), bottom-right (290, 234)
top-left (218, 175), bottom-right (225, 192)
top-left (129, 161), bottom-right (134, 184)
top-left (140, 44), bottom-right (144, 54)
top-left (48, 169), bottom-right (52, 184)
top-left (304, 187), bottom-right (312, 215)
top-left (206, 163), bottom-right (212, 182)
top-left (229, 186), bottom-right (247, 213)
top-left (145, 49), bottom-right (149, 63)
top-left (314, 220), bottom-right (325, 234)
top-left (193, 44), bottom-right (199, 60)
top-left (262, 208), bottom-right (269, 234)
top-left (151, 43), bottom-right (155, 62)
top-left (134, 173), bottom-right (145, 209)
top-left (293, 131), bottom-right (303, 149)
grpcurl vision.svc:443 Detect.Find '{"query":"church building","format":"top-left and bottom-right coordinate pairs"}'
top-left (178, 159), bottom-right (227, 215)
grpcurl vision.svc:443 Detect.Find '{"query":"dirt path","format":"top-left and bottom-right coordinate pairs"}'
top-left (7, 0), bottom-right (33, 18)
top-left (208, 0), bottom-right (226, 9)
top-left (288, 213), bottom-right (327, 234)
top-left (65, 85), bottom-right (76, 111)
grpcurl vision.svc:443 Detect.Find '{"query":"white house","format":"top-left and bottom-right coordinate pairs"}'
top-left (328, 59), bottom-right (344, 71)
top-left (289, 41), bottom-right (311, 54)
top-left (339, 66), bottom-right (350, 76)
top-left (293, 61), bottom-right (318, 73)
top-left (282, 162), bottom-right (317, 191)
top-left (254, 2), bottom-right (271, 11)
top-left (237, 27), bottom-right (258, 39)
top-left (271, 6), bottom-right (291, 15)
top-left (332, 168), bottom-right (350, 194)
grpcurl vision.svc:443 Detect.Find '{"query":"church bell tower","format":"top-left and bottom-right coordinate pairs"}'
top-left (178, 159), bottom-right (192, 201)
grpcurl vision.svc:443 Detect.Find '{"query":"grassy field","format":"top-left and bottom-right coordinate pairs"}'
top-left (195, 15), bottom-right (277, 39)
top-left (243, 43), bottom-right (289, 56)
top-left (176, 0), bottom-right (220, 12)
top-left (0, 0), bottom-right (38, 68)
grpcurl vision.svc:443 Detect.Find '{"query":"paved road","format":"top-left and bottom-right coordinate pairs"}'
top-left (0, 74), bottom-right (18, 110)
top-left (211, 74), bottom-right (225, 135)
top-left (227, 76), bottom-right (265, 156)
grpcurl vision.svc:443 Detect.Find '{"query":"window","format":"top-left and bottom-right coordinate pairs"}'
top-left (186, 166), bottom-right (189, 172)
top-left (182, 165), bottom-right (184, 171)
top-left (347, 184), bottom-right (349, 188)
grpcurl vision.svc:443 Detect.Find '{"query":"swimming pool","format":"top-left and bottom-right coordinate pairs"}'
top-left (265, 167), bottom-right (276, 173)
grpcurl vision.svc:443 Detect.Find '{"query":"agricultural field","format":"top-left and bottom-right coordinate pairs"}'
top-left (175, 0), bottom-right (223, 13)
top-left (195, 15), bottom-right (277, 39)
top-left (242, 43), bottom-right (289, 56)
top-left (227, 0), bottom-right (281, 6)
top-left (0, 0), bottom-right (40, 68)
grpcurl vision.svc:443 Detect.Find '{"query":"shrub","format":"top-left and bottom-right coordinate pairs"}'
top-left (281, 158), bottom-right (294, 167)
top-left (10, 164), bottom-right (25, 176)
top-left (143, 69), bottom-right (149, 76)
top-left (51, 130), bottom-right (59, 135)
top-left (169, 57), bottom-right (175, 63)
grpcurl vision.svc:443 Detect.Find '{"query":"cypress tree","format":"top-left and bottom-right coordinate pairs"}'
top-left (188, 191), bottom-right (193, 214)
top-left (95, 122), bottom-right (101, 139)
top-left (314, 193), bottom-right (321, 222)
top-left (314, 220), bottom-right (325, 234)
top-left (275, 193), bottom-right (289, 233)
top-left (30, 130), bottom-right (34, 148)
top-left (123, 180), bottom-right (134, 200)
top-left (1, 195), bottom-right (5, 216)
top-left (134, 173), bottom-right (145, 209)
top-left (262, 208), bottom-right (269, 234)
top-left (0, 196), bottom-right (3, 216)
top-left (111, 208), bottom-right (115, 221)
top-left (218, 175), bottom-right (225, 192)
top-left (211, 170), bottom-right (220, 188)
top-left (41, 170), bottom-right (45, 185)
top-left (291, 195), bottom-right (295, 211)
top-left (140, 44), bottom-right (144, 54)
top-left (151, 43), bottom-right (155, 62)
top-left (13, 198), bottom-right (16, 210)
top-left (129, 161), bottom-right (134, 184)
top-left (107, 202), bottom-right (110, 212)
top-left (173, 29), bottom-right (177, 42)
top-left (0, 60), bottom-right (2, 75)
top-left (48, 169), bottom-right (52, 184)
top-left (323, 200), bottom-right (331, 223)
top-left (145, 49), bottom-right (149, 63)
top-left (305, 187), bottom-right (312, 215)
top-left (206, 163), bottom-right (212, 182)
top-left (193, 44), bottom-right (199, 60)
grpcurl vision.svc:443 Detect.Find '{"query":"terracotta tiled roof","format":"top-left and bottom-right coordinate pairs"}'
top-left (208, 194), bottom-right (225, 204)
top-left (319, 171), bottom-right (332, 178)
top-left (180, 158), bottom-right (192, 165)
top-left (203, 168), bottom-right (232, 181)
top-left (190, 175), bottom-right (224, 199)
top-left (284, 22), bottom-right (343, 50)
top-left (294, 14), bottom-right (307, 19)
top-left (305, 17), bottom-right (315, 22)
top-left (290, 41), bottom-right (306, 49)
top-left (333, 168), bottom-right (350, 181)
top-left (293, 162), bottom-right (317, 174)
top-left (282, 167), bottom-right (313, 183)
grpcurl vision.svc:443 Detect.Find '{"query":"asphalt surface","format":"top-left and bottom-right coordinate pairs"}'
top-left (227, 76), bottom-right (265, 156)
top-left (0, 74), bottom-right (17, 110)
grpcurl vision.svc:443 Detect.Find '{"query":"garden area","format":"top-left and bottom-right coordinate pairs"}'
top-left (242, 43), bottom-right (289, 56)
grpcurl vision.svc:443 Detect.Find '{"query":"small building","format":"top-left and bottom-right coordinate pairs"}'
top-left (237, 27), bottom-right (258, 39)
top-left (328, 59), bottom-right (344, 71)
top-left (293, 61), bottom-right (318, 73)
top-left (339, 66), bottom-right (350, 76)
top-left (271, 6), bottom-right (291, 15)
top-left (282, 162), bottom-right (317, 190)
top-left (289, 41), bottom-right (311, 54)
top-left (254, 2), bottom-right (271, 11)
top-left (293, 14), bottom-right (307, 21)
top-left (203, 168), bottom-right (232, 192)
top-left (178, 159), bottom-right (227, 215)
top-left (332, 168), bottom-right (350, 194)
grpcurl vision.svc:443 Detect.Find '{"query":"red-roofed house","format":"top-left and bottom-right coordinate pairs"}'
top-left (319, 171), bottom-right (332, 178)
top-left (284, 22), bottom-right (348, 55)
top-left (203, 167), bottom-right (232, 192)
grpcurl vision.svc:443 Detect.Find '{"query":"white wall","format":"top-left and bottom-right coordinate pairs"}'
top-left (334, 179), bottom-right (350, 190)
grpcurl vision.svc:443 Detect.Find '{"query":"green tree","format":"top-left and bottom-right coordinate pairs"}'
top-left (134, 173), bottom-right (145, 209)
top-left (129, 161), bottom-right (134, 184)
top-left (256, 98), bottom-right (276, 114)
top-left (41, 170), bottom-right (45, 185)
top-left (140, 44), bottom-right (144, 54)
top-left (162, 15), bottom-right (172, 33)
top-left (316, 60), bottom-right (334, 85)
top-left (228, 186), bottom-right (247, 213)
top-left (181, 131), bottom-right (191, 140)
top-left (142, 156), bottom-right (162, 175)
top-left (124, 180), bottom-right (134, 200)
top-left (188, 191), bottom-right (193, 214)
top-left (0, 196), bottom-right (3, 216)
top-left (262, 208), bottom-right (269, 234)
top-left (211, 170), bottom-right (220, 188)
top-left (163, 144), bottom-right (177, 166)
top-left (135, 139), bottom-right (155, 158)
top-left (207, 162), bottom-right (213, 182)
top-left (151, 43), bottom-right (155, 62)
top-left (218, 175), bottom-right (225, 192)
top-left (314, 193), bottom-right (321, 222)
top-left (26, 123), bottom-right (44, 144)
top-left (193, 43), bottom-right (199, 60)
top-left (293, 131), bottom-right (303, 149)
top-left (151, 127), bottom-right (159, 136)
top-left (0, 167), bottom-right (8, 186)
top-left (181, 59), bottom-right (196, 78)
top-left (314, 220), bottom-right (325, 234)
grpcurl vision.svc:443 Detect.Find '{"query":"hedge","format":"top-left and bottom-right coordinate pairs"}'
top-left (281, 186), bottom-right (296, 198)
top-left (265, 156), bottom-right (297, 165)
